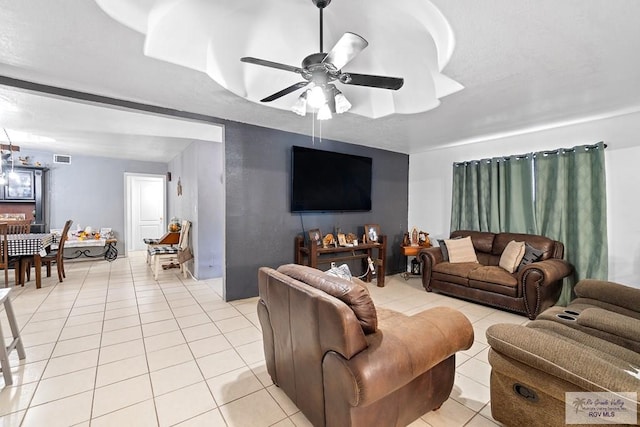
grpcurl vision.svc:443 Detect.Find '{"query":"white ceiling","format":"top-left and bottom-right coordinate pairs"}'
top-left (1, 0), bottom-right (639, 159)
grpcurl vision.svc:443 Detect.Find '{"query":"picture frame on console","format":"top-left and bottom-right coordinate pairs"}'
top-left (308, 229), bottom-right (322, 246)
top-left (364, 224), bottom-right (381, 243)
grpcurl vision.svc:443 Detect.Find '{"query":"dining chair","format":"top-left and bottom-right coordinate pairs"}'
top-left (5, 219), bottom-right (31, 235)
top-left (0, 223), bottom-right (23, 287)
top-left (41, 219), bottom-right (73, 283)
top-left (5, 220), bottom-right (33, 285)
top-left (149, 220), bottom-right (191, 280)
top-left (0, 223), bottom-right (8, 287)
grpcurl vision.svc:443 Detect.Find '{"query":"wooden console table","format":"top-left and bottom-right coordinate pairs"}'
top-left (294, 234), bottom-right (387, 287)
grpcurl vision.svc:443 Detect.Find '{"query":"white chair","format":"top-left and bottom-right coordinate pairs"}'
top-left (144, 230), bottom-right (180, 264)
top-left (148, 220), bottom-right (191, 279)
top-left (0, 288), bottom-right (26, 386)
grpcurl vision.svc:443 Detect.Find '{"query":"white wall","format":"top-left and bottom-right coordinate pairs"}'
top-left (168, 140), bottom-right (224, 279)
top-left (409, 111), bottom-right (640, 288)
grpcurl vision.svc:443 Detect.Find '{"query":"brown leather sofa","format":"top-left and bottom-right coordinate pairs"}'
top-left (257, 264), bottom-right (474, 427)
top-left (486, 279), bottom-right (640, 427)
top-left (420, 230), bottom-right (573, 319)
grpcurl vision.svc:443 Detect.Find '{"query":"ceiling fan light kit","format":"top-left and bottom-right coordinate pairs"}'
top-left (95, 0), bottom-right (463, 119)
top-left (239, 0), bottom-right (405, 121)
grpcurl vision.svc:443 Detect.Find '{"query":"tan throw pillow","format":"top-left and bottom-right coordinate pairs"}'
top-left (446, 236), bottom-right (478, 263)
top-left (499, 240), bottom-right (526, 273)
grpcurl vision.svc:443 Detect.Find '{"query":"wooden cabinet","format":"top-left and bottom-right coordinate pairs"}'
top-left (0, 166), bottom-right (48, 232)
top-left (294, 234), bottom-right (387, 286)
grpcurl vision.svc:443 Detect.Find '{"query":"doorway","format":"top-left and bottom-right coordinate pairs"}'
top-left (125, 173), bottom-right (167, 253)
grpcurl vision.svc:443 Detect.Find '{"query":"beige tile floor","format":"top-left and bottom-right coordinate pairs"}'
top-left (0, 253), bottom-right (526, 426)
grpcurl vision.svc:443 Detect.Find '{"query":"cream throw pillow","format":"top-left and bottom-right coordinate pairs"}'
top-left (499, 240), bottom-right (526, 273)
top-left (446, 236), bottom-right (478, 263)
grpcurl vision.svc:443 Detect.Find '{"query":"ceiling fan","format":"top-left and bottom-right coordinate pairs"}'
top-left (240, 0), bottom-right (404, 118)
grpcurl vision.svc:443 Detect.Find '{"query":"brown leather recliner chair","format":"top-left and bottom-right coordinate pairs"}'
top-left (257, 264), bottom-right (474, 427)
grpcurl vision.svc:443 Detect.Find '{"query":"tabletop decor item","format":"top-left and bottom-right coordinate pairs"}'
top-left (168, 217), bottom-right (182, 232)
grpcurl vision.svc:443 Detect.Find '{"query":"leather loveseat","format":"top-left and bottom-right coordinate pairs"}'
top-left (257, 264), bottom-right (474, 427)
top-left (420, 230), bottom-right (573, 319)
top-left (486, 279), bottom-right (640, 427)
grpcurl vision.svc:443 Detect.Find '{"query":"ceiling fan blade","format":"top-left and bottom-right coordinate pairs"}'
top-left (241, 57), bottom-right (303, 74)
top-left (340, 73), bottom-right (404, 90)
top-left (260, 81), bottom-right (310, 102)
top-left (322, 32), bottom-right (368, 70)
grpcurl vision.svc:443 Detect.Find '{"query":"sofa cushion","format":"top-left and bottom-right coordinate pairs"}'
top-left (437, 236), bottom-right (461, 261)
top-left (437, 239), bottom-right (450, 261)
top-left (499, 240), bottom-right (526, 273)
top-left (433, 262), bottom-right (480, 286)
top-left (277, 264), bottom-right (378, 334)
top-left (446, 236), bottom-right (479, 263)
top-left (517, 242), bottom-right (544, 271)
top-left (575, 280), bottom-right (640, 314)
top-left (468, 266), bottom-right (518, 288)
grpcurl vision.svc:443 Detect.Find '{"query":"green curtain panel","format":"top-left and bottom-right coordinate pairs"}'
top-left (450, 142), bottom-right (607, 305)
top-left (451, 156), bottom-right (535, 233)
top-left (534, 142), bottom-right (608, 304)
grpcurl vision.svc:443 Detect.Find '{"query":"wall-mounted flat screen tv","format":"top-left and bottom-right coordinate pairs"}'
top-left (291, 146), bottom-right (372, 212)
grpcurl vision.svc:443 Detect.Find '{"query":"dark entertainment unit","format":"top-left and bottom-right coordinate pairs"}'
top-left (0, 165), bottom-right (48, 232)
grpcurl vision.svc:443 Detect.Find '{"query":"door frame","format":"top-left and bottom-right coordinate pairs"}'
top-left (124, 172), bottom-right (167, 257)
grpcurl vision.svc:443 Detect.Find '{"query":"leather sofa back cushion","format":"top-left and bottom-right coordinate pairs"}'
top-left (277, 264), bottom-right (378, 334)
top-left (493, 233), bottom-right (556, 259)
top-left (451, 230), bottom-right (495, 253)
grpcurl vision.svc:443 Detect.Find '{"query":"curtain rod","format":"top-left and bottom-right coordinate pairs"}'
top-left (538, 142), bottom-right (607, 156)
top-left (453, 142), bottom-right (607, 167)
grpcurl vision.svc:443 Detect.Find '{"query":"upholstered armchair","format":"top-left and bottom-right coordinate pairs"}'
top-left (257, 264), bottom-right (474, 427)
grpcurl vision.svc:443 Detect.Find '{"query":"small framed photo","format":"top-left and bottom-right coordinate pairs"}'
top-left (337, 233), bottom-right (347, 246)
top-left (364, 224), bottom-right (381, 243)
top-left (308, 228), bottom-right (322, 246)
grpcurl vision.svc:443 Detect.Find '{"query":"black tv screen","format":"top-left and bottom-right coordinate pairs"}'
top-left (291, 146), bottom-right (372, 212)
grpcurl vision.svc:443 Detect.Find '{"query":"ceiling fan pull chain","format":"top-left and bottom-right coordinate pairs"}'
top-left (319, 7), bottom-right (323, 53)
top-left (312, 111), bottom-right (315, 145)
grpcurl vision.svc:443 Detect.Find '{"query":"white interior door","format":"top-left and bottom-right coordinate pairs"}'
top-left (126, 174), bottom-right (166, 252)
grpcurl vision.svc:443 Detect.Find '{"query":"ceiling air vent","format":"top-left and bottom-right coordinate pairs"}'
top-left (53, 154), bottom-right (72, 164)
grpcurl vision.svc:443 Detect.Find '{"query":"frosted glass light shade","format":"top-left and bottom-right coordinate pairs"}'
top-left (306, 86), bottom-right (326, 109)
top-left (334, 92), bottom-right (352, 114)
top-left (291, 94), bottom-right (307, 116)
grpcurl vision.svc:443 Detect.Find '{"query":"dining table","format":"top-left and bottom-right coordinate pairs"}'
top-left (7, 233), bottom-right (53, 289)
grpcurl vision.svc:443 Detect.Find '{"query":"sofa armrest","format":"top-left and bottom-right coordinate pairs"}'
top-left (323, 306), bottom-right (473, 407)
top-left (574, 279), bottom-right (640, 315)
top-left (486, 323), bottom-right (640, 392)
top-left (520, 258), bottom-right (573, 285)
top-left (520, 258), bottom-right (573, 319)
top-left (578, 308), bottom-right (640, 344)
top-left (420, 247), bottom-right (444, 291)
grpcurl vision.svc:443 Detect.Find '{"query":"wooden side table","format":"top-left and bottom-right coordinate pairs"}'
top-left (400, 245), bottom-right (423, 280)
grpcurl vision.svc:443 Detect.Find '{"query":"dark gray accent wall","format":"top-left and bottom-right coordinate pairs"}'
top-left (224, 121), bottom-right (409, 301)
